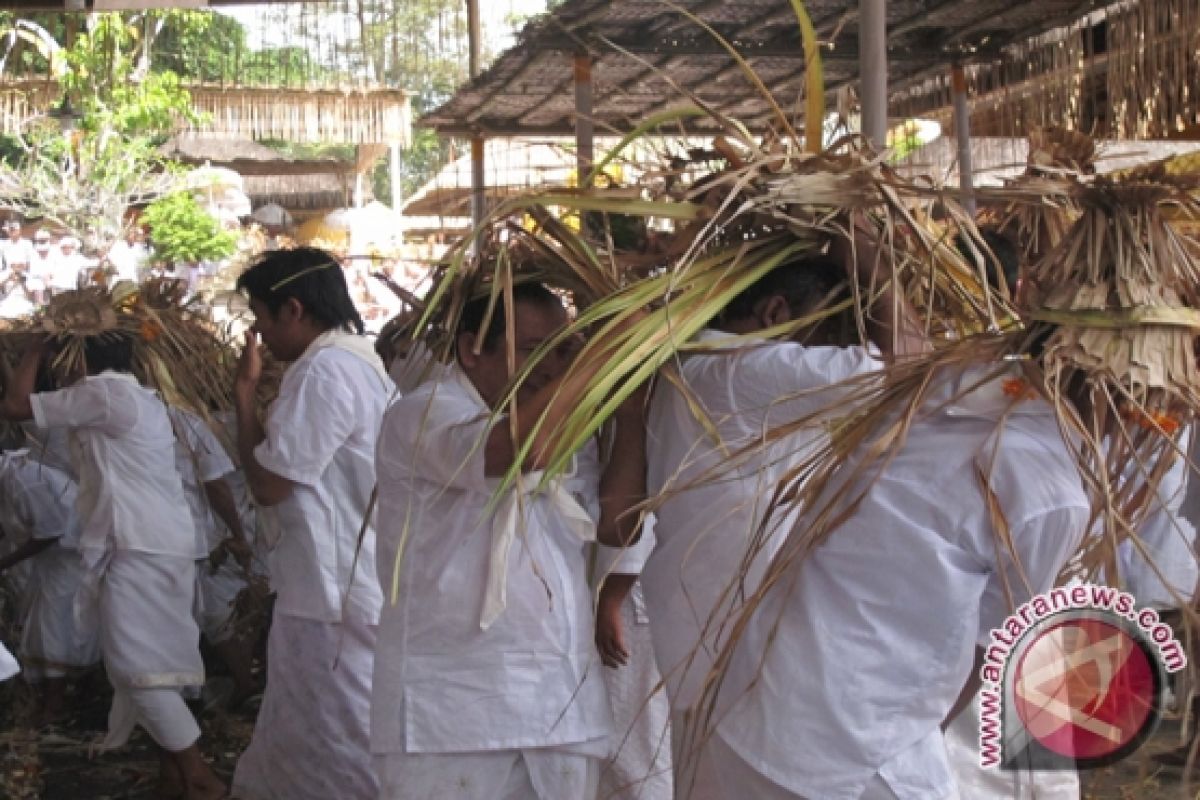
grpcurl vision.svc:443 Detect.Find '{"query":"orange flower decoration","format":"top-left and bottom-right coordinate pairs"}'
top-left (1120, 405), bottom-right (1182, 435)
top-left (1002, 377), bottom-right (1038, 401)
top-left (139, 320), bottom-right (162, 342)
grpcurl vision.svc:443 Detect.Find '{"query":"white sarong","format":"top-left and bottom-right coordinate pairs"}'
top-left (194, 560), bottom-right (246, 644)
top-left (93, 551), bottom-right (204, 751)
top-left (232, 609), bottom-right (378, 800)
top-left (376, 748), bottom-right (602, 800)
top-left (21, 547), bottom-right (100, 680)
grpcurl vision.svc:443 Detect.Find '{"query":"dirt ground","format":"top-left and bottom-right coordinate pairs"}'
top-left (3, 672), bottom-right (1200, 799)
top-left (0, 670), bottom-right (256, 800)
top-left (1081, 714), bottom-right (1200, 799)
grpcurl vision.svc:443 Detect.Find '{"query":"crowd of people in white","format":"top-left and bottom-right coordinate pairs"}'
top-left (0, 219), bottom-right (150, 316)
top-left (0, 236), bottom-right (1196, 800)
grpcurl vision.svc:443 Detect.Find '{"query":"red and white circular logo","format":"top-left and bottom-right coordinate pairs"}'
top-left (1007, 613), bottom-right (1163, 768)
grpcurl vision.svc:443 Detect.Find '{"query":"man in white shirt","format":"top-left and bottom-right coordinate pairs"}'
top-left (26, 230), bottom-right (56, 304)
top-left (643, 233), bottom-right (921, 796)
top-left (372, 282), bottom-right (647, 800)
top-left (51, 236), bottom-right (94, 293)
top-left (168, 405), bottom-right (257, 706)
top-left (701, 364), bottom-right (1091, 800)
top-left (1, 219), bottom-right (33, 285)
top-left (1, 332), bottom-right (224, 800)
top-left (0, 440), bottom-right (99, 722)
top-left (231, 246), bottom-right (391, 800)
top-left (107, 228), bottom-right (151, 284)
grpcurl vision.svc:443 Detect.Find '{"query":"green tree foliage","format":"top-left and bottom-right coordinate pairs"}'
top-left (141, 191), bottom-right (236, 265)
top-left (0, 13), bottom-right (197, 249)
top-left (60, 15), bottom-right (196, 136)
top-left (145, 10), bottom-right (245, 84)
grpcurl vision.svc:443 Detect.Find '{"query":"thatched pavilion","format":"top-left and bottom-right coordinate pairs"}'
top-left (160, 135), bottom-right (384, 220)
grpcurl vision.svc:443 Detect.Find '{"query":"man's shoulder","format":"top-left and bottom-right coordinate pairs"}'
top-left (296, 342), bottom-right (388, 385)
top-left (391, 371), bottom-right (480, 416)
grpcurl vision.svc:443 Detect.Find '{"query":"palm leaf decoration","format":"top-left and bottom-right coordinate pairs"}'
top-left (0, 279), bottom-right (238, 436)
top-left (379, 1), bottom-right (1200, 775)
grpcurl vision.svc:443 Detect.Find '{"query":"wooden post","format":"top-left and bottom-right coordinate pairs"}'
top-left (467, 0), bottom-right (485, 230)
top-left (390, 140), bottom-right (403, 244)
top-left (574, 53), bottom-right (594, 189)
top-left (952, 64), bottom-right (976, 215)
top-left (859, 0), bottom-right (888, 150)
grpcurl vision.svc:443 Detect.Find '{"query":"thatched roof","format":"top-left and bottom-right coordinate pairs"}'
top-left (421, 0), bottom-right (1107, 137)
top-left (893, 0), bottom-right (1200, 139)
top-left (160, 135), bottom-right (354, 176)
top-left (244, 173), bottom-right (368, 212)
top-left (403, 139), bottom-right (580, 217)
top-left (0, 80), bottom-right (410, 146)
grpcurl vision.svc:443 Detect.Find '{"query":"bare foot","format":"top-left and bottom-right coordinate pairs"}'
top-left (173, 745), bottom-right (227, 800)
top-left (158, 752), bottom-right (185, 799)
top-left (182, 775), bottom-right (227, 800)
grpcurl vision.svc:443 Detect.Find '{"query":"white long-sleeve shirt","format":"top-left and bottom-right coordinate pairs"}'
top-left (371, 365), bottom-right (612, 755)
top-left (713, 367), bottom-right (1090, 800)
top-left (168, 406), bottom-right (235, 558)
top-left (643, 329), bottom-right (883, 712)
top-left (30, 371), bottom-right (196, 563)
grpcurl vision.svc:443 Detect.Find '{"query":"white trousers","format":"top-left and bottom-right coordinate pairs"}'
top-left (106, 687), bottom-right (200, 753)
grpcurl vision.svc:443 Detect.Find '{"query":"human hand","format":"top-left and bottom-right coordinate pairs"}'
top-left (235, 330), bottom-right (262, 399)
top-left (595, 591), bottom-right (630, 668)
top-left (210, 537), bottom-right (252, 573)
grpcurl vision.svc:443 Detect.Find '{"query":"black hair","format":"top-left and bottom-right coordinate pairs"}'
top-left (457, 282), bottom-right (564, 353)
top-left (718, 256), bottom-right (848, 326)
top-left (957, 228), bottom-right (1020, 294)
top-left (83, 333), bottom-right (134, 375)
top-left (236, 246), bottom-right (364, 335)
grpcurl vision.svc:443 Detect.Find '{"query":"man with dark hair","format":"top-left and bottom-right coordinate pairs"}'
top-left (0, 333), bottom-right (224, 800)
top-left (236, 245), bottom-right (365, 338)
top-left (231, 246), bottom-right (391, 800)
top-left (641, 230), bottom-right (926, 797)
top-left (372, 281), bottom-right (646, 799)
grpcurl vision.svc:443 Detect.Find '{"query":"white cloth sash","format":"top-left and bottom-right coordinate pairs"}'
top-left (480, 472), bottom-right (596, 630)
